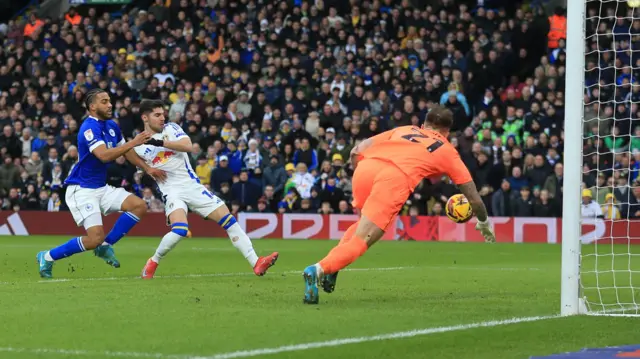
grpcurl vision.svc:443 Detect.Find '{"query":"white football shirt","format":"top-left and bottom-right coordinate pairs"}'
top-left (134, 123), bottom-right (199, 195)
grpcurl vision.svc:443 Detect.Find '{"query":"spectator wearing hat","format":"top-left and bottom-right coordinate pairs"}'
top-left (329, 134), bottom-right (352, 165)
top-left (259, 136), bottom-right (274, 160)
top-left (331, 153), bottom-right (346, 174)
top-left (236, 91), bottom-right (252, 118)
top-left (244, 139), bottom-right (263, 172)
top-left (263, 155), bottom-right (287, 196)
top-left (279, 187), bottom-right (301, 214)
top-left (211, 155), bottom-right (233, 193)
top-left (581, 189), bottom-right (603, 218)
top-left (291, 162), bottom-right (315, 199)
top-left (254, 197), bottom-right (271, 213)
top-left (601, 193), bottom-right (621, 220)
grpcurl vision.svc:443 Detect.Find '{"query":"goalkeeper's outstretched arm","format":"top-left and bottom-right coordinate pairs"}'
top-left (458, 181), bottom-right (495, 243)
top-left (457, 181), bottom-right (489, 221)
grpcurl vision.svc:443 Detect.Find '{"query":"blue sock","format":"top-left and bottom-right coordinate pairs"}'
top-left (104, 212), bottom-right (140, 246)
top-left (49, 237), bottom-right (85, 261)
top-left (217, 214), bottom-right (237, 230)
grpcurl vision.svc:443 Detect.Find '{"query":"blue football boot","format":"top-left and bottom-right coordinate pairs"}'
top-left (36, 251), bottom-right (53, 278)
top-left (303, 265), bottom-right (321, 304)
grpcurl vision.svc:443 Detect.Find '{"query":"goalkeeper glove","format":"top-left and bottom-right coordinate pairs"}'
top-left (145, 138), bottom-right (165, 147)
top-left (475, 219), bottom-right (496, 243)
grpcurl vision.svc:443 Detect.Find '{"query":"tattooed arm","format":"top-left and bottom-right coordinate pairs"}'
top-left (457, 180), bottom-right (489, 222)
top-left (458, 180), bottom-right (495, 242)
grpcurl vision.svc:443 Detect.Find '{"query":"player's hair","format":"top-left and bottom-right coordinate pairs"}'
top-left (84, 88), bottom-right (107, 109)
top-left (425, 106), bottom-right (454, 130)
top-left (139, 99), bottom-right (165, 115)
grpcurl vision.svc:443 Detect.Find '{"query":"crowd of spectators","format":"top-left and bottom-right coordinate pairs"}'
top-left (0, 0), bottom-right (635, 219)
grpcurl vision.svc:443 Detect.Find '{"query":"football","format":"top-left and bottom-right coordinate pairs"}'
top-left (445, 194), bottom-right (473, 223)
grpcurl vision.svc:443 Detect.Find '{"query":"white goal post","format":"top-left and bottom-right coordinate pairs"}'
top-left (562, 0), bottom-right (640, 316)
top-left (561, 0), bottom-right (586, 317)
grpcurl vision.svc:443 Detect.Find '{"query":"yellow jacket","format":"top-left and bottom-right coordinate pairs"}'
top-left (196, 163), bottom-right (213, 185)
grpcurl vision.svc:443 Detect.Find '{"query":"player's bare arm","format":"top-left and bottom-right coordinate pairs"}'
top-left (457, 181), bottom-right (496, 243)
top-left (457, 181), bottom-right (489, 221)
top-left (123, 150), bottom-right (167, 183)
top-left (92, 131), bottom-right (152, 163)
top-left (156, 136), bottom-right (193, 153)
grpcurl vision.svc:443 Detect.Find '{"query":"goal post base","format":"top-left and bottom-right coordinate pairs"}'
top-left (579, 297), bottom-right (588, 315)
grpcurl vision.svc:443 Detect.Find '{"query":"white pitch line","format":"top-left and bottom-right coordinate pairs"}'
top-left (0, 314), bottom-right (558, 359)
top-left (204, 314), bottom-right (558, 359)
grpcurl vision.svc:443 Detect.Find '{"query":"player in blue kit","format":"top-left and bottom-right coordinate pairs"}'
top-left (36, 89), bottom-right (167, 278)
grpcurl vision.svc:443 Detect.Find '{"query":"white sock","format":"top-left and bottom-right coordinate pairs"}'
top-left (44, 251), bottom-right (53, 261)
top-left (227, 223), bottom-right (259, 267)
top-left (152, 231), bottom-right (184, 263)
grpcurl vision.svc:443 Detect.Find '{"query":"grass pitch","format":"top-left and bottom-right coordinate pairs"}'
top-left (0, 236), bottom-right (637, 359)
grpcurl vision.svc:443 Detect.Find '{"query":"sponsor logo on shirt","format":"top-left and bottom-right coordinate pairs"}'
top-left (152, 151), bottom-right (176, 165)
top-left (84, 129), bottom-right (94, 141)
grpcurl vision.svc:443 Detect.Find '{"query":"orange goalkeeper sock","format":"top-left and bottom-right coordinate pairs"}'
top-left (323, 221), bottom-right (359, 259)
top-left (338, 222), bottom-right (358, 246)
top-left (323, 221), bottom-right (359, 262)
top-left (319, 235), bottom-right (368, 274)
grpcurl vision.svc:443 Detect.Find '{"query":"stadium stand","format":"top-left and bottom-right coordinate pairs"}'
top-left (0, 0), bottom-right (585, 218)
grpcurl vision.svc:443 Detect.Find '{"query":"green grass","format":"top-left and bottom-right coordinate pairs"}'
top-left (0, 236), bottom-right (637, 359)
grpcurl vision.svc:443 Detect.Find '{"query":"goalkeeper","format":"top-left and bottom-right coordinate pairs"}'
top-left (301, 106), bottom-right (496, 304)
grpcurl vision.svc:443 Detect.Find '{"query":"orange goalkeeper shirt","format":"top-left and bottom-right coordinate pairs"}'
top-left (358, 125), bottom-right (473, 189)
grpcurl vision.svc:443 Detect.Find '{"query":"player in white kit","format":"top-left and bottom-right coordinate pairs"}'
top-left (134, 100), bottom-right (278, 279)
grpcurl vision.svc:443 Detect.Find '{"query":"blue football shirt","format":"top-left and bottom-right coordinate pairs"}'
top-left (65, 117), bottom-right (125, 189)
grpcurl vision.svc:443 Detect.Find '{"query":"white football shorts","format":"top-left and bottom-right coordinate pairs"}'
top-left (161, 183), bottom-right (225, 219)
top-left (65, 185), bottom-right (132, 229)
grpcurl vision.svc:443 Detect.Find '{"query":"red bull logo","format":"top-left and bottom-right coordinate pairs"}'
top-left (152, 151), bottom-right (175, 165)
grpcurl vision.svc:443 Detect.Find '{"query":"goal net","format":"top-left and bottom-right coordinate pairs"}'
top-left (577, 0), bottom-right (640, 316)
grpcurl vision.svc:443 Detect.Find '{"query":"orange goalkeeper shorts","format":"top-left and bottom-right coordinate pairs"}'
top-left (351, 158), bottom-right (412, 230)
